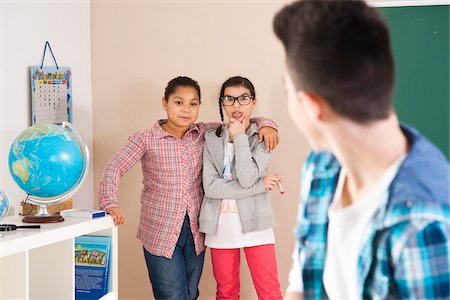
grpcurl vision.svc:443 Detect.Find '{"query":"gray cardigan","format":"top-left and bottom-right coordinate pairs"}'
top-left (199, 123), bottom-right (275, 234)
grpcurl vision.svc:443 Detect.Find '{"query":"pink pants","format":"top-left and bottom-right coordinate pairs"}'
top-left (210, 244), bottom-right (282, 300)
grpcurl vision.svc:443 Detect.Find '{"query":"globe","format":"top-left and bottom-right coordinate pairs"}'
top-left (0, 189), bottom-right (9, 222)
top-left (8, 122), bottom-right (89, 223)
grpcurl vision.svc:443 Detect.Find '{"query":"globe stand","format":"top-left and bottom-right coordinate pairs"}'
top-left (22, 203), bottom-right (64, 223)
top-left (20, 195), bottom-right (64, 223)
top-left (23, 215), bottom-right (63, 223)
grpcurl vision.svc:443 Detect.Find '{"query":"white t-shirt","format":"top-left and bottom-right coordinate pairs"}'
top-left (205, 139), bottom-right (275, 249)
top-left (286, 155), bottom-right (405, 298)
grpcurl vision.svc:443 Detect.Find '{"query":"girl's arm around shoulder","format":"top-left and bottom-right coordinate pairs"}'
top-left (200, 117), bottom-right (278, 131)
top-left (202, 140), bottom-right (267, 199)
top-left (251, 117), bottom-right (278, 131)
top-left (199, 121), bottom-right (222, 131)
top-left (98, 130), bottom-right (148, 210)
top-left (252, 117), bottom-right (280, 152)
top-left (201, 118), bottom-right (279, 151)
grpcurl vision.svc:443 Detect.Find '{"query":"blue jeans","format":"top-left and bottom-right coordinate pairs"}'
top-left (143, 215), bottom-right (205, 300)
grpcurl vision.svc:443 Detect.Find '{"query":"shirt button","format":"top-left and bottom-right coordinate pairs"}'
top-left (406, 201), bottom-right (413, 208)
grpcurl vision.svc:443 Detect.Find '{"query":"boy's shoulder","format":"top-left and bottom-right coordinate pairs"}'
top-left (368, 125), bottom-right (450, 231)
top-left (388, 125), bottom-right (449, 206)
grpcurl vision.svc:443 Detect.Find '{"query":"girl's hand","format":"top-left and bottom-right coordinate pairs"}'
top-left (263, 174), bottom-right (281, 191)
top-left (227, 117), bottom-right (246, 141)
top-left (258, 127), bottom-right (279, 152)
top-left (106, 207), bottom-right (124, 226)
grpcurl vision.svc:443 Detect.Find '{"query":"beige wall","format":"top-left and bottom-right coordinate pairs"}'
top-left (92, 1), bottom-right (310, 299)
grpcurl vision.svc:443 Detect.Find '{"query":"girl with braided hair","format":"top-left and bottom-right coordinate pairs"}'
top-left (199, 76), bottom-right (283, 299)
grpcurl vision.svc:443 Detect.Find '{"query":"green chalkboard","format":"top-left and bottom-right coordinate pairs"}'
top-left (379, 5), bottom-right (449, 159)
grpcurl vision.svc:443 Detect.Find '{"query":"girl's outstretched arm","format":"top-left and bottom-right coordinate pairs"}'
top-left (98, 131), bottom-right (146, 212)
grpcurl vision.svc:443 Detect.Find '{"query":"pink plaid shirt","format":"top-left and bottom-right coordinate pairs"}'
top-left (98, 119), bottom-right (276, 258)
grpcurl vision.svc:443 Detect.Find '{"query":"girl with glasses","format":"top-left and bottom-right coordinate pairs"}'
top-left (199, 76), bottom-right (283, 299)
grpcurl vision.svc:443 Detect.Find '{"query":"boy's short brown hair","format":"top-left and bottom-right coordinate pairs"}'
top-left (274, 0), bottom-right (394, 123)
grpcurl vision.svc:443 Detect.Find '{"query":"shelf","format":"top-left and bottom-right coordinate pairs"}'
top-left (0, 215), bottom-right (118, 299)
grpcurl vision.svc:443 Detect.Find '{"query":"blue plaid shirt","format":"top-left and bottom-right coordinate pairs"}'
top-left (296, 125), bottom-right (450, 299)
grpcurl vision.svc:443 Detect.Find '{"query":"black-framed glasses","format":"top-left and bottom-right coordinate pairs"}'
top-left (220, 94), bottom-right (254, 106)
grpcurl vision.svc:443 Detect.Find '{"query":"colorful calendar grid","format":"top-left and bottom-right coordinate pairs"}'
top-left (30, 66), bottom-right (72, 125)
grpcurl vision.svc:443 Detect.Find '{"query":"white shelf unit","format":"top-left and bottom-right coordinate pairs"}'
top-left (0, 215), bottom-right (118, 300)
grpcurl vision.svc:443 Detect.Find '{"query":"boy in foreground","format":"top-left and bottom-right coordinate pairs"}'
top-left (273, 1), bottom-right (450, 299)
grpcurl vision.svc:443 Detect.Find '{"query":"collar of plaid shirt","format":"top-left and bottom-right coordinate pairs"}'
top-left (153, 119), bottom-right (200, 139)
top-left (297, 124), bottom-right (450, 299)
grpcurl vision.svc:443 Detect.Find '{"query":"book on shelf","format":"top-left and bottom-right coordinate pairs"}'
top-left (75, 235), bottom-right (112, 299)
top-left (60, 208), bottom-right (106, 219)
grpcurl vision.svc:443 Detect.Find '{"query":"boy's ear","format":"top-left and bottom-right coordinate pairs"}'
top-left (298, 91), bottom-right (325, 121)
top-left (162, 97), bottom-right (168, 111)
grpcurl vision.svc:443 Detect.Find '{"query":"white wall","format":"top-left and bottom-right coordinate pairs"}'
top-left (0, 0), bottom-right (93, 213)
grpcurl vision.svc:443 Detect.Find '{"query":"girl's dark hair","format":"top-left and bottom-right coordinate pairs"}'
top-left (215, 76), bottom-right (256, 137)
top-left (164, 76), bottom-right (201, 102)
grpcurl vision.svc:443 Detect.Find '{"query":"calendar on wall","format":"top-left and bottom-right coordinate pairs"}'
top-left (30, 66), bottom-right (72, 125)
top-left (30, 41), bottom-right (72, 125)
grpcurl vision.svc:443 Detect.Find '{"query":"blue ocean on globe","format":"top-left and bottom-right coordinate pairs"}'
top-left (0, 189), bottom-right (9, 220)
top-left (8, 124), bottom-right (84, 198)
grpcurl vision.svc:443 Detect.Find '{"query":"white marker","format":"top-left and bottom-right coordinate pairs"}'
top-left (277, 182), bottom-right (285, 195)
